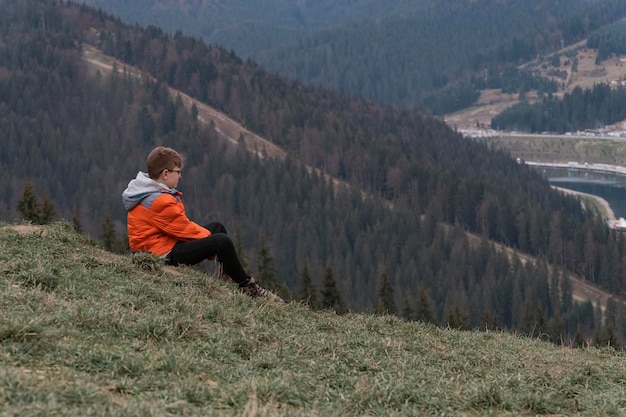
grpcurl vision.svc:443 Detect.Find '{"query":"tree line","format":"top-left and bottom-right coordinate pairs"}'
top-left (587, 18), bottom-right (626, 62)
top-left (491, 83), bottom-right (626, 133)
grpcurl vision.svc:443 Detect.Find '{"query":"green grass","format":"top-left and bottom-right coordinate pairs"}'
top-left (2, 222), bottom-right (626, 416)
top-left (483, 134), bottom-right (626, 166)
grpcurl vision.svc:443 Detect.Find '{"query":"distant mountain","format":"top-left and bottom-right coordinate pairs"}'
top-left (80, 0), bottom-right (626, 114)
top-left (78, 0), bottom-right (429, 38)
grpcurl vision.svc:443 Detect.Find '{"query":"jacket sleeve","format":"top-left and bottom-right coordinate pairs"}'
top-left (150, 194), bottom-right (210, 241)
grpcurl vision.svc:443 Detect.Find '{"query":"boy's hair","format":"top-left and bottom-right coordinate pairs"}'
top-left (146, 146), bottom-right (184, 179)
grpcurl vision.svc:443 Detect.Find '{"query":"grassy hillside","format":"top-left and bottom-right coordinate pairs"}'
top-left (478, 133), bottom-right (626, 167)
top-left (2, 222), bottom-right (626, 416)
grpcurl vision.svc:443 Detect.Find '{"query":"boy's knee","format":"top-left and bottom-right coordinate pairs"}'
top-left (210, 232), bottom-right (234, 249)
top-left (205, 221), bottom-right (228, 235)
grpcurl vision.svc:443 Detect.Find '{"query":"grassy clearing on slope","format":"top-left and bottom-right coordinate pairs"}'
top-left (2, 221), bottom-right (626, 416)
top-left (481, 134), bottom-right (626, 166)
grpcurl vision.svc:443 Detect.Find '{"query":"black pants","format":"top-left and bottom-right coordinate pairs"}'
top-left (168, 222), bottom-right (249, 285)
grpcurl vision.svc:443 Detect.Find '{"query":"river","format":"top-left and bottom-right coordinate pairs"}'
top-left (533, 165), bottom-right (626, 218)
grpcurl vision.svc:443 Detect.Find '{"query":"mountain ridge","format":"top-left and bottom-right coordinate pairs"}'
top-left (80, 0), bottom-right (626, 115)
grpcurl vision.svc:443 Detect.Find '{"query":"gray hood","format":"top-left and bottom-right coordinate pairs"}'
top-left (122, 171), bottom-right (170, 211)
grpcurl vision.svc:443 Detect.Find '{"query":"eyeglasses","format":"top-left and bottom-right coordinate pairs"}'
top-left (167, 169), bottom-right (183, 175)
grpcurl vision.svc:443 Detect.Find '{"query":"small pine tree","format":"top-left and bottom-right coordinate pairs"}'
top-left (253, 233), bottom-right (289, 299)
top-left (375, 271), bottom-right (396, 315)
top-left (481, 309), bottom-right (500, 331)
top-left (401, 290), bottom-right (414, 321)
top-left (298, 262), bottom-right (319, 309)
top-left (321, 264), bottom-right (345, 314)
top-left (234, 228), bottom-right (248, 270)
top-left (572, 325), bottom-right (587, 348)
top-left (101, 211), bottom-right (117, 252)
top-left (255, 233), bottom-right (277, 287)
top-left (415, 284), bottom-right (437, 325)
top-left (72, 207), bottom-right (83, 234)
top-left (17, 181), bottom-right (58, 225)
top-left (547, 311), bottom-right (566, 346)
top-left (519, 301), bottom-right (547, 338)
top-left (17, 180), bottom-right (40, 223)
top-left (446, 304), bottom-right (468, 330)
top-left (594, 323), bottom-right (622, 350)
top-left (38, 194), bottom-right (58, 224)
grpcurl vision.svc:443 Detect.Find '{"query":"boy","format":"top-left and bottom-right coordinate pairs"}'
top-left (122, 146), bottom-right (283, 303)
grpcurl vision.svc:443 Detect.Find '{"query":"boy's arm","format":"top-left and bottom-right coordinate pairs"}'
top-left (150, 196), bottom-right (210, 240)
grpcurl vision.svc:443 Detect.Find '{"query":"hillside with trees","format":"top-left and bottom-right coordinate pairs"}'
top-left (491, 82), bottom-right (626, 132)
top-left (492, 18), bottom-right (626, 133)
top-left (588, 18), bottom-right (626, 61)
top-left (3, 0), bottom-right (626, 348)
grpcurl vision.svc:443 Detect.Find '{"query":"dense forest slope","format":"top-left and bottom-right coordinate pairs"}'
top-left (82, 43), bottom-right (622, 329)
top-left (80, 0), bottom-right (626, 114)
top-left (3, 0), bottom-right (626, 347)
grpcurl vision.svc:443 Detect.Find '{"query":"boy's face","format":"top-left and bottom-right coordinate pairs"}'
top-left (159, 166), bottom-right (182, 189)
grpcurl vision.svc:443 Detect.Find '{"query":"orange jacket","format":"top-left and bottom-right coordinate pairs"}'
top-left (122, 172), bottom-right (210, 256)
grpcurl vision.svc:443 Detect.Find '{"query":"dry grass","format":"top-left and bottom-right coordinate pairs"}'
top-left (480, 134), bottom-right (626, 166)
